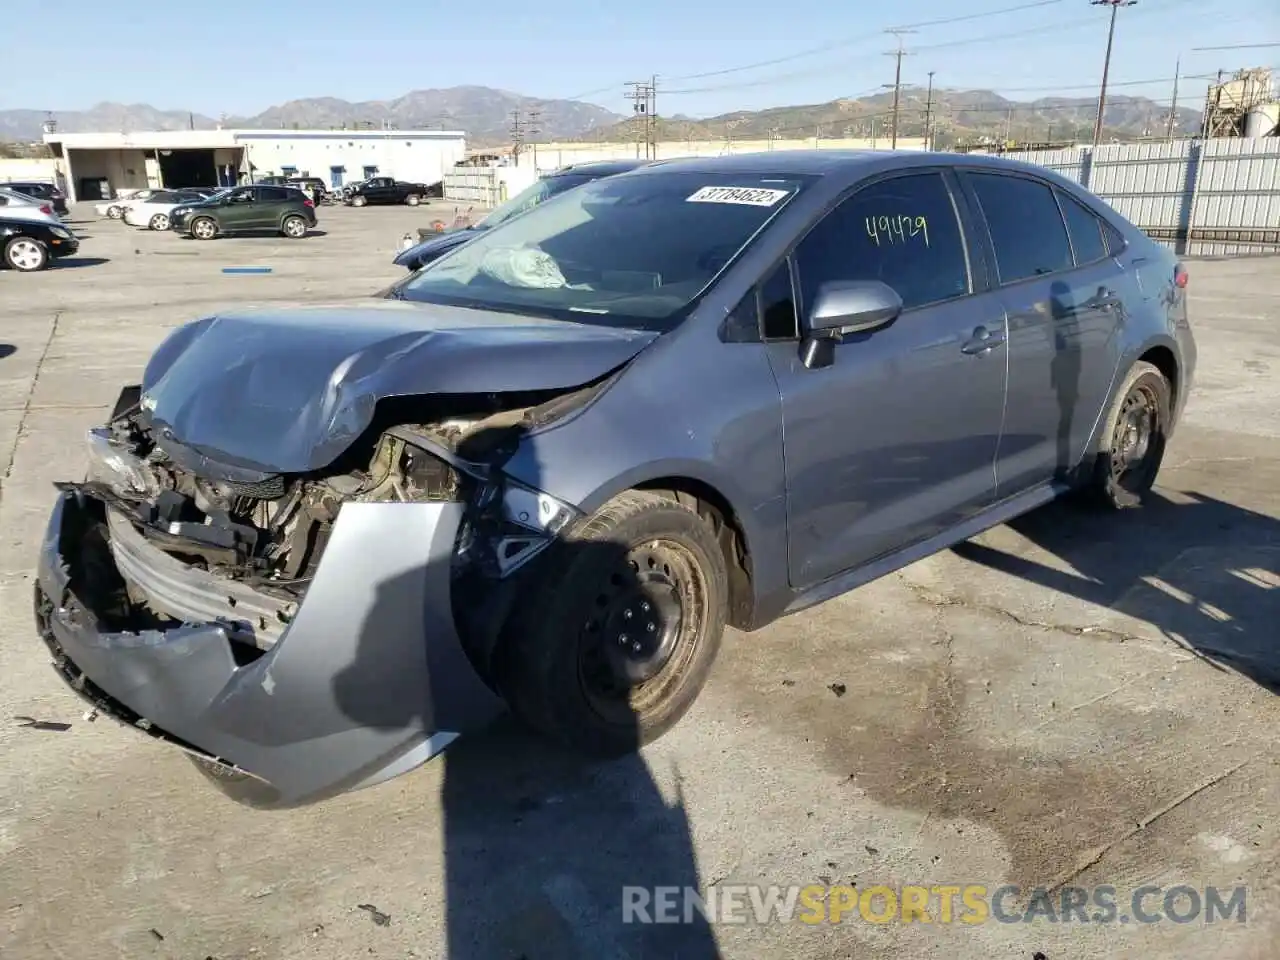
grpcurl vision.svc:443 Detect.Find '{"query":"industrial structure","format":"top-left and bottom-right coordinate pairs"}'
top-left (39, 127), bottom-right (466, 203)
top-left (1201, 67), bottom-right (1279, 138)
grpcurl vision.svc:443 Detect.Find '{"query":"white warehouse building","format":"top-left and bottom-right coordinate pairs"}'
top-left (41, 128), bottom-right (467, 203)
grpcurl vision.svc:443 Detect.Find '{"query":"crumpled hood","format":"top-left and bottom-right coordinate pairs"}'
top-left (392, 228), bottom-right (476, 268)
top-left (140, 300), bottom-right (656, 474)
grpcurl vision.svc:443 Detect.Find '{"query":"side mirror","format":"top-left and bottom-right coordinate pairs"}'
top-left (800, 280), bottom-right (903, 370)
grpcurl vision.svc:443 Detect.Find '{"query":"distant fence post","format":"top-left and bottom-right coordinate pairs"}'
top-left (1180, 140), bottom-right (1204, 257)
top-left (1079, 147), bottom-right (1094, 191)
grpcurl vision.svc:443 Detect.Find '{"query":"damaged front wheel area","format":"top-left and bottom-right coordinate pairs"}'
top-left (495, 490), bottom-right (728, 756)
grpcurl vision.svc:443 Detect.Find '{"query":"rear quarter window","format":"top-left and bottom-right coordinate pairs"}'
top-left (1056, 190), bottom-right (1109, 265)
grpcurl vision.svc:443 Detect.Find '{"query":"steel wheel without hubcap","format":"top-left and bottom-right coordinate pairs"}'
top-left (577, 538), bottom-right (710, 725)
top-left (191, 218), bottom-right (217, 240)
top-left (149, 213), bottom-right (169, 230)
top-left (406, 194), bottom-right (420, 206)
top-left (5, 238), bottom-right (47, 271)
top-left (282, 216), bottom-right (306, 238)
top-left (1109, 383), bottom-right (1160, 496)
top-left (352, 195), bottom-right (367, 207)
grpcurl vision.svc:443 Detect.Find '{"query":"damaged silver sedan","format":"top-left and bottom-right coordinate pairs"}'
top-left (35, 152), bottom-right (1193, 807)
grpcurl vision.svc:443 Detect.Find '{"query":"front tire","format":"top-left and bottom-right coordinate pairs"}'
top-left (4, 237), bottom-right (48, 272)
top-left (496, 490), bottom-right (728, 756)
top-left (149, 213), bottom-right (169, 231)
top-left (190, 216), bottom-right (218, 240)
top-left (1082, 360), bottom-right (1171, 509)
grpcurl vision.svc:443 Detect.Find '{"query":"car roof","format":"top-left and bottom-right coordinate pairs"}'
top-left (550, 159), bottom-right (654, 177)
top-left (618, 149), bottom-right (1087, 187)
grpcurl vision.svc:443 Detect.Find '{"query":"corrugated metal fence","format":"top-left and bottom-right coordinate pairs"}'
top-left (1016, 138), bottom-right (1280, 256)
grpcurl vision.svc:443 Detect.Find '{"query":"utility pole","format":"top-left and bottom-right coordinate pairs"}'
top-left (509, 109), bottom-right (525, 160)
top-left (1090, 0), bottom-right (1138, 148)
top-left (625, 80), bottom-right (655, 158)
top-left (1165, 56), bottom-right (1180, 141)
top-left (648, 75), bottom-right (658, 159)
top-left (525, 108), bottom-right (541, 169)
top-left (884, 28), bottom-right (916, 149)
top-left (923, 70), bottom-right (935, 150)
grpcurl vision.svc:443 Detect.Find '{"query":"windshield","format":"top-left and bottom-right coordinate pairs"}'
top-left (399, 170), bottom-right (808, 330)
top-left (477, 174), bottom-right (596, 230)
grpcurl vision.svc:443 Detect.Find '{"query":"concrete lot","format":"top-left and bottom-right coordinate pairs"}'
top-left (0, 205), bottom-right (1277, 960)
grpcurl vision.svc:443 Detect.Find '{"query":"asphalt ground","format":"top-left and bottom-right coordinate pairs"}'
top-left (0, 204), bottom-right (1276, 960)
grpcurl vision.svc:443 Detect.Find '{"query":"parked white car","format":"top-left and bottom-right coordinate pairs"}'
top-left (96, 189), bottom-right (160, 220)
top-left (0, 187), bottom-right (60, 225)
top-left (122, 189), bottom-right (216, 230)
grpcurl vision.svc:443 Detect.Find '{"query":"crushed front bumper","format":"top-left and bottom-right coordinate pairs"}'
top-left (34, 489), bottom-right (504, 809)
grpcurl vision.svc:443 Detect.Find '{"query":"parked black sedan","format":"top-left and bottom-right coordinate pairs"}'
top-left (1, 216), bottom-right (79, 271)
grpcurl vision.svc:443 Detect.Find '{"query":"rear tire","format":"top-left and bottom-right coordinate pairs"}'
top-left (4, 236), bottom-right (48, 272)
top-left (405, 194), bottom-right (421, 206)
top-left (190, 217), bottom-right (218, 240)
top-left (280, 215), bottom-right (307, 239)
top-left (149, 213), bottom-right (169, 231)
top-left (495, 490), bottom-right (728, 756)
top-left (106, 205), bottom-right (123, 219)
top-left (351, 195), bottom-right (367, 207)
top-left (1080, 360), bottom-right (1171, 509)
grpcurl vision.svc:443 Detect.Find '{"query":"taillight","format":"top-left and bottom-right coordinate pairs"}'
top-left (304, 199), bottom-right (314, 207)
top-left (1174, 264), bottom-right (1188, 289)
top-left (39, 204), bottom-right (52, 216)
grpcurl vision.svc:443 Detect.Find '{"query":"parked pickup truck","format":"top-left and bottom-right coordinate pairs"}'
top-left (344, 176), bottom-right (441, 207)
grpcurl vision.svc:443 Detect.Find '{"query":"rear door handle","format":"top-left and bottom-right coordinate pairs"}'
top-left (961, 325), bottom-right (1006, 355)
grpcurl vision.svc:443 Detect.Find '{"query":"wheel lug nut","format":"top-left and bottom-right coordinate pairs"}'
top-left (647, 623), bottom-right (656, 632)
top-left (619, 633), bottom-right (629, 644)
top-left (632, 643), bottom-right (642, 653)
top-left (624, 609), bottom-right (633, 619)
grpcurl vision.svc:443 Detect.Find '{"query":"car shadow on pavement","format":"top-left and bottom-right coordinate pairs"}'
top-left (0, 344), bottom-right (15, 359)
top-left (52, 257), bottom-right (110, 269)
top-left (333, 429), bottom-right (721, 959)
top-left (953, 490), bottom-right (1280, 690)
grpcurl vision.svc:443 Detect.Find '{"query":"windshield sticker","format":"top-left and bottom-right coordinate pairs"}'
top-left (686, 186), bottom-right (790, 207)
top-left (866, 215), bottom-right (930, 247)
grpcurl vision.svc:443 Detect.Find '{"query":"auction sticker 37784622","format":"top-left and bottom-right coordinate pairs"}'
top-left (686, 186), bottom-right (791, 206)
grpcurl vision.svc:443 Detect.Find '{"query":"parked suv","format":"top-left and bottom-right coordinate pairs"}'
top-left (4, 181), bottom-right (68, 216)
top-left (169, 185), bottom-right (317, 239)
top-left (32, 151), bottom-right (1195, 808)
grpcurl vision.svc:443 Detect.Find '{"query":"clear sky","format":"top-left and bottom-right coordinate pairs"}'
top-left (4, 0), bottom-right (1276, 119)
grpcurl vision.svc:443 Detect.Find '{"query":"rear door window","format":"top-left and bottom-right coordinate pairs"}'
top-left (966, 173), bottom-right (1073, 284)
top-left (794, 171), bottom-right (970, 313)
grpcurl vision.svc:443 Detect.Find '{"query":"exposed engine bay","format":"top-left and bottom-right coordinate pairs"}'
top-left (73, 383), bottom-right (601, 655)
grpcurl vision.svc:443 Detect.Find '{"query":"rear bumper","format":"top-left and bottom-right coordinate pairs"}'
top-left (34, 489), bottom-right (504, 808)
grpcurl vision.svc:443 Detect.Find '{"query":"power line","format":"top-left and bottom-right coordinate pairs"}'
top-left (664, 0), bottom-right (1067, 82)
top-left (662, 0), bottom-right (1204, 96)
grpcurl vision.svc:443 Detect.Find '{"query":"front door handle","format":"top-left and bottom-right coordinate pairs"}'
top-left (961, 325), bottom-right (1006, 355)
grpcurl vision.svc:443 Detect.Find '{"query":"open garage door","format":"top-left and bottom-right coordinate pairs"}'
top-left (158, 149), bottom-right (217, 190)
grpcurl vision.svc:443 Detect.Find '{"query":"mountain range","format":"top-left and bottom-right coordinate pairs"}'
top-left (584, 88), bottom-right (1203, 147)
top-left (0, 87), bottom-right (622, 143)
top-left (0, 84), bottom-right (1199, 147)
